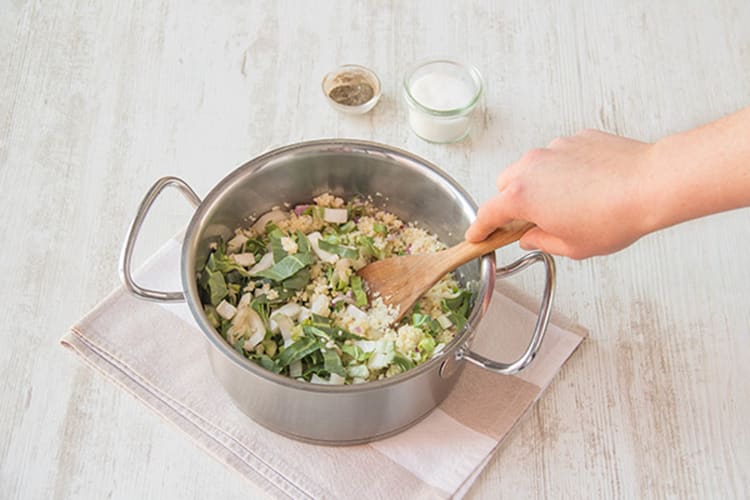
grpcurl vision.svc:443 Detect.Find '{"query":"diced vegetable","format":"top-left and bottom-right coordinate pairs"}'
top-left (227, 233), bottom-right (248, 253)
top-left (306, 231), bottom-right (338, 263)
top-left (323, 207), bottom-right (348, 223)
top-left (231, 253), bottom-right (256, 267)
top-left (436, 314), bottom-right (453, 329)
top-left (346, 364), bottom-right (370, 379)
top-left (323, 349), bottom-right (347, 377)
top-left (216, 300), bottom-right (237, 320)
top-left (367, 340), bottom-right (395, 370)
top-left (345, 304), bottom-right (367, 321)
top-left (248, 252), bottom-right (274, 275)
top-left (251, 209), bottom-right (288, 233)
top-left (273, 314), bottom-right (294, 341)
top-left (350, 275), bottom-right (368, 307)
top-left (318, 239), bottom-right (359, 260)
top-left (289, 360), bottom-right (302, 378)
top-left (255, 253), bottom-right (313, 282)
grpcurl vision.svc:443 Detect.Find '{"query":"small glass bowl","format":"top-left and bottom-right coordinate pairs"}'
top-left (403, 60), bottom-right (483, 143)
top-left (322, 64), bottom-right (382, 115)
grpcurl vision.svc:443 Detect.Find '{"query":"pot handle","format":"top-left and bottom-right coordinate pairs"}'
top-left (118, 176), bottom-right (201, 302)
top-left (460, 250), bottom-right (555, 375)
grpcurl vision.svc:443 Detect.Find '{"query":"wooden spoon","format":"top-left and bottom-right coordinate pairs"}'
top-left (357, 220), bottom-right (535, 321)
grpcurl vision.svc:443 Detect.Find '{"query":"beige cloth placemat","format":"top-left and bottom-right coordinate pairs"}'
top-left (61, 237), bottom-right (586, 499)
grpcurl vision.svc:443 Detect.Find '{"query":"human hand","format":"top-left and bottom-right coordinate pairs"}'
top-left (465, 129), bottom-right (655, 259)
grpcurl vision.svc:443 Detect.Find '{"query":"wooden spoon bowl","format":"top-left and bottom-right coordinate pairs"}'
top-left (357, 220), bottom-right (534, 321)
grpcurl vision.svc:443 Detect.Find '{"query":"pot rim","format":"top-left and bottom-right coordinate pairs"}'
top-left (181, 138), bottom-right (496, 393)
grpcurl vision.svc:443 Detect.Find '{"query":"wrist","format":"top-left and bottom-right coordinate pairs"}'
top-left (629, 141), bottom-right (666, 238)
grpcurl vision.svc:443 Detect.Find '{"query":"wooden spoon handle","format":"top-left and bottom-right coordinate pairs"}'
top-left (446, 220), bottom-right (535, 268)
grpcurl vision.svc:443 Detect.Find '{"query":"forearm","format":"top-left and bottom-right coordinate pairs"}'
top-left (641, 106), bottom-right (750, 234)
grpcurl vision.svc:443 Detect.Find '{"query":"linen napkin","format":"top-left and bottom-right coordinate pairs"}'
top-left (61, 236), bottom-right (586, 499)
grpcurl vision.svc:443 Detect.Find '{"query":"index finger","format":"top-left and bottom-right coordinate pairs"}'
top-left (464, 193), bottom-right (517, 242)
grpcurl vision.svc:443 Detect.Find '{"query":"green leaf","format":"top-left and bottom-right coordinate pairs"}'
top-left (243, 237), bottom-right (267, 258)
top-left (258, 355), bottom-right (275, 371)
top-left (339, 221), bottom-right (356, 234)
top-left (251, 297), bottom-right (271, 327)
top-left (356, 236), bottom-right (385, 260)
top-left (393, 353), bottom-right (415, 371)
top-left (303, 324), bottom-right (364, 341)
top-left (309, 313), bottom-right (332, 327)
top-left (373, 223), bottom-right (387, 235)
top-left (303, 325), bottom-right (332, 341)
top-left (276, 337), bottom-right (322, 369)
top-left (302, 361), bottom-right (326, 379)
top-left (282, 267), bottom-right (311, 290)
top-left (206, 246), bottom-right (251, 278)
top-left (233, 337), bottom-right (245, 355)
top-left (318, 239), bottom-right (359, 260)
top-left (350, 275), bottom-right (368, 307)
top-left (412, 313), bottom-right (431, 328)
top-left (255, 253), bottom-right (313, 282)
top-left (441, 290), bottom-right (472, 318)
top-left (418, 335), bottom-right (436, 361)
top-left (268, 227), bottom-right (287, 263)
top-left (201, 268), bottom-right (228, 305)
top-left (323, 349), bottom-right (347, 377)
top-left (341, 343), bottom-right (366, 362)
top-left (296, 230), bottom-right (311, 255)
top-left (449, 312), bottom-right (467, 332)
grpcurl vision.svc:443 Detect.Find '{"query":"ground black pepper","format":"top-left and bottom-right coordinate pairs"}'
top-left (327, 74), bottom-right (375, 106)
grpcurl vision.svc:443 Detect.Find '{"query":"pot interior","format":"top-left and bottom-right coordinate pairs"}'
top-left (183, 140), bottom-right (494, 373)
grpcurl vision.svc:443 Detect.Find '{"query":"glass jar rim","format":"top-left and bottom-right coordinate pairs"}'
top-left (403, 59), bottom-right (483, 117)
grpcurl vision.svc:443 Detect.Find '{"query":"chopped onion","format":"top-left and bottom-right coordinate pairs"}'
top-left (251, 209), bottom-right (288, 233)
top-left (227, 233), bottom-right (248, 253)
top-left (216, 300), bottom-right (237, 320)
top-left (331, 294), bottom-right (355, 306)
top-left (436, 314), bottom-right (453, 329)
top-left (272, 302), bottom-right (301, 320)
top-left (323, 208), bottom-right (348, 223)
top-left (231, 253), bottom-right (256, 267)
top-left (432, 343), bottom-right (446, 358)
top-left (328, 373), bottom-right (346, 385)
top-left (345, 304), bottom-right (367, 321)
top-left (289, 361), bottom-right (302, 378)
top-left (306, 232), bottom-right (338, 263)
top-left (248, 252), bottom-right (274, 275)
top-left (274, 314), bottom-right (294, 341)
top-left (310, 294), bottom-right (331, 317)
top-left (297, 307), bottom-right (312, 323)
top-left (354, 340), bottom-right (377, 353)
top-left (293, 204), bottom-right (310, 216)
top-left (230, 306), bottom-right (266, 350)
top-left (310, 374), bottom-right (328, 385)
top-left (238, 293), bottom-right (253, 307)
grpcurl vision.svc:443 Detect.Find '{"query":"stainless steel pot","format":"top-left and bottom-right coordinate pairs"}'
top-left (119, 139), bottom-right (555, 445)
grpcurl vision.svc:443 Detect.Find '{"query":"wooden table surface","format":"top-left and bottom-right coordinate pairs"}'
top-left (2, 1), bottom-right (749, 498)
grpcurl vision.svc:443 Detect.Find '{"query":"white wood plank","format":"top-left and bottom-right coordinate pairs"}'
top-left (1, 0), bottom-right (748, 498)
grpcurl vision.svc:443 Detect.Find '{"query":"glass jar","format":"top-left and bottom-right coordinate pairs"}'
top-left (403, 60), bottom-right (483, 143)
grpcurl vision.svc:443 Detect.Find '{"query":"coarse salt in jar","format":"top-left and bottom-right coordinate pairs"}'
top-left (403, 60), bottom-right (483, 143)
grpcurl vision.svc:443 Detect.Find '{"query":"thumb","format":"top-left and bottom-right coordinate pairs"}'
top-left (465, 193), bottom-right (516, 242)
top-left (519, 227), bottom-right (572, 257)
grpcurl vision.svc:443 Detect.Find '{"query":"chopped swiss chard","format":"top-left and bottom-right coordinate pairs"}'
top-left (318, 239), bottom-right (359, 259)
top-left (323, 349), bottom-right (347, 377)
top-left (276, 337), bottom-right (322, 369)
top-left (255, 253), bottom-right (313, 282)
top-left (350, 275), bottom-right (368, 307)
